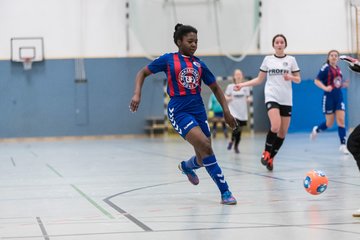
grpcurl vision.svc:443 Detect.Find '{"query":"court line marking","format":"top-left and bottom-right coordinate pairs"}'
top-left (1, 221), bottom-right (359, 239)
top-left (10, 157), bottom-right (16, 167)
top-left (46, 163), bottom-right (115, 219)
top-left (103, 198), bottom-right (153, 232)
top-left (36, 217), bottom-right (50, 240)
top-left (71, 184), bottom-right (115, 219)
top-left (103, 181), bottom-right (183, 232)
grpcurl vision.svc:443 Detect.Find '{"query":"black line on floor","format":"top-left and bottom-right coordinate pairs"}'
top-left (103, 198), bottom-right (153, 232)
top-left (329, 179), bottom-right (360, 186)
top-left (2, 221), bottom-right (359, 239)
top-left (103, 181), bottom-right (183, 232)
top-left (10, 157), bottom-right (16, 167)
top-left (36, 217), bottom-right (50, 240)
top-left (222, 166), bottom-right (290, 181)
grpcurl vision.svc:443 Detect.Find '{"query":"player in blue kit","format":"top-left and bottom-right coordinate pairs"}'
top-left (129, 23), bottom-right (237, 205)
top-left (310, 50), bottom-right (350, 154)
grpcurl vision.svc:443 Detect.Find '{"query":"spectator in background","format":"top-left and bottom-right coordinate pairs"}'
top-left (225, 69), bottom-right (251, 154)
top-left (208, 93), bottom-right (228, 139)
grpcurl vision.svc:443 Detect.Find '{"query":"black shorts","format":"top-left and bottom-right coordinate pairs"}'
top-left (265, 101), bottom-right (292, 117)
top-left (235, 119), bottom-right (248, 127)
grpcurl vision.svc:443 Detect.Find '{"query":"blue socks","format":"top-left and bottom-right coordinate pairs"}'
top-left (316, 122), bottom-right (346, 144)
top-left (183, 155), bottom-right (230, 194)
top-left (184, 156), bottom-right (201, 170)
top-left (317, 122), bottom-right (328, 132)
top-left (338, 126), bottom-right (346, 144)
top-left (202, 155), bottom-right (229, 194)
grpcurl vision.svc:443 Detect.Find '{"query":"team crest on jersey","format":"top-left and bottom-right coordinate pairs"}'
top-left (193, 61), bottom-right (201, 68)
top-left (283, 62), bottom-right (288, 67)
top-left (179, 68), bottom-right (200, 89)
top-left (333, 76), bottom-right (342, 88)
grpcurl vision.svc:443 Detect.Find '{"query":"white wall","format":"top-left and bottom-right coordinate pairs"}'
top-left (128, 0), bottom-right (258, 57)
top-left (0, 0), bottom-right (126, 59)
top-left (260, 0), bottom-right (354, 54)
top-left (0, 0), bottom-right (357, 60)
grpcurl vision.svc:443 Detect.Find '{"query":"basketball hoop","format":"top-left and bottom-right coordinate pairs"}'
top-left (23, 58), bottom-right (33, 71)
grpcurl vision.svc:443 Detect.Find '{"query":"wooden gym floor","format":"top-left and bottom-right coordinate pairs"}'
top-left (0, 132), bottom-right (359, 239)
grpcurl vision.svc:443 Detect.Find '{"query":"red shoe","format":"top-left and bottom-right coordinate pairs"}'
top-left (261, 151), bottom-right (274, 171)
top-left (266, 157), bottom-right (273, 171)
top-left (261, 151), bottom-right (270, 165)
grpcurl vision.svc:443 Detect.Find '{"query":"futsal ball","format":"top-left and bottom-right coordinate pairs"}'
top-left (303, 169), bottom-right (328, 195)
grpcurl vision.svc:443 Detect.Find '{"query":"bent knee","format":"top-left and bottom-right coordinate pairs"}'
top-left (197, 139), bottom-right (213, 156)
top-left (270, 126), bottom-right (280, 133)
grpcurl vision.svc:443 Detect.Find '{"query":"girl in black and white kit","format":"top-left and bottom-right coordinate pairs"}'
top-left (234, 34), bottom-right (301, 171)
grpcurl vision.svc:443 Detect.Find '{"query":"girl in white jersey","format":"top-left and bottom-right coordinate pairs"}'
top-left (225, 69), bottom-right (251, 154)
top-left (234, 34), bottom-right (301, 171)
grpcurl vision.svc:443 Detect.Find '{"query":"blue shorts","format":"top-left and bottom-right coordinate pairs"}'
top-left (167, 95), bottom-right (211, 139)
top-left (322, 94), bottom-right (345, 114)
top-left (214, 112), bottom-right (224, 118)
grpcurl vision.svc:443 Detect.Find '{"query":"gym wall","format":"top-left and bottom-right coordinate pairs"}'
top-left (0, 0), bottom-right (358, 137)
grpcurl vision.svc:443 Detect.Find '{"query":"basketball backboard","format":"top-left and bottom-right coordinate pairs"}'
top-left (11, 37), bottom-right (44, 70)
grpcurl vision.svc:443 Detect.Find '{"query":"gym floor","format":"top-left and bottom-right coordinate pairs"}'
top-left (0, 132), bottom-right (359, 240)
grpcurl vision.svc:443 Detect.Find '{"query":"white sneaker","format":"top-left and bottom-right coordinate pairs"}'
top-left (310, 126), bottom-right (318, 140)
top-left (353, 209), bottom-right (360, 217)
top-left (339, 144), bottom-right (350, 155)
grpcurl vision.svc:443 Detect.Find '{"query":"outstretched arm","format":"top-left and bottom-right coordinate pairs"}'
top-left (234, 71), bottom-right (266, 91)
top-left (129, 67), bottom-right (152, 112)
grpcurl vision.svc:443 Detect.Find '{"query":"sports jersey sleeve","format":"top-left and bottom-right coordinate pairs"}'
top-left (225, 84), bottom-right (232, 96)
top-left (316, 65), bottom-right (328, 85)
top-left (200, 61), bottom-right (216, 86)
top-left (260, 56), bottom-right (269, 72)
top-left (244, 87), bottom-right (251, 97)
top-left (291, 57), bottom-right (300, 72)
top-left (147, 53), bottom-right (169, 74)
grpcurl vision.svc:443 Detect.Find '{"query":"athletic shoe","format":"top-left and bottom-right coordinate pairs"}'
top-left (234, 146), bottom-right (240, 154)
top-left (261, 151), bottom-right (271, 165)
top-left (353, 209), bottom-right (360, 217)
top-left (339, 144), bottom-right (350, 155)
top-left (339, 55), bottom-right (360, 72)
top-left (227, 141), bottom-right (233, 150)
top-left (340, 55), bottom-right (359, 64)
top-left (221, 191), bottom-right (237, 205)
top-left (266, 157), bottom-right (274, 171)
top-left (310, 126), bottom-right (318, 140)
top-left (178, 161), bottom-right (199, 185)
top-left (261, 151), bottom-right (273, 171)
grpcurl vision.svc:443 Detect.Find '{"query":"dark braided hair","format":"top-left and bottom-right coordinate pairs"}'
top-left (173, 23), bottom-right (197, 46)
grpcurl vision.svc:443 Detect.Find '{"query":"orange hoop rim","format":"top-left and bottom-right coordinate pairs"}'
top-left (23, 57), bottom-right (33, 63)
